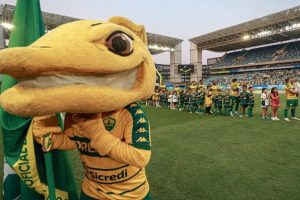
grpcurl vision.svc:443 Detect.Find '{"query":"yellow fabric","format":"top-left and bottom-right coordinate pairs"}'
top-left (33, 104), bottom-right (151, 200)
top-left (205, 92), bottom-right (213, 106)
top-left (230, 82), bottom-right (240, 90)
top-left (285, 84), bottom-right (297, 99)
top-left (174, 87), bottom-right (180, 92)
top-left (0, 16), bottom-right (154, 200)
top-left (230, 82), bottom-right (240, 96)
top-left (13, 121), bottom-right (69, 200)
top-left (197, 84), bottom-right (206, 90)
top-left (190, 84), bottom-right (197, 92)
top-left (0, 17), bottom-right (156, 117)
top-left (211, 85), bottom-right (219, 96)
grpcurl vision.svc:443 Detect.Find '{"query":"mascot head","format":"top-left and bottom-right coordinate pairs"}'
top-left (0, 17), bottom-right (156, 117)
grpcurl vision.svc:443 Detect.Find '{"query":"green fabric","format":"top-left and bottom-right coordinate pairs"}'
top-left (284, 108), bottom-right (289, 118)
top-left (247, 92), bottom-right (255, 104)
top-left (286, 99), bottom-right (298, 108)
top-left (240, 91), bottom-right (248, 101)
top-left (224, 107), bottom-right (231, 116)
top-left (234, 101), bottom-right (240, 112)
top-left (0, 0), bottom-right (78, 199)
top-left (230, 96), bottom-right (239, 111)
top-left (240, 101), bottom-right (248, 107)
top-left (215, 106), bottom-right (222, 115)
top-left (3, 174), bottom-right (20, 199)
top-left (189, 102), bottom-right (197, 113)
top-left (291, 108), bottom-right (296, 118)
top-left (125, 103), bottom-right (151, 150)
top-left (215, 95), bottom-right (223, 107)
top-left (247, 107), bottom-right (253, 117)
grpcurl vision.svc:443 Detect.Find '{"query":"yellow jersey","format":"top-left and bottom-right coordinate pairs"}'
top-left (190, 84), bottom-right (197, 92)
top-left (48, 103), bottom-right (151, 200)
top-left (211, 85), bottom-right (220, 96)
top-left (205, 91), bottom-right (213, 106)
top-left (285, 84), bottom-right (297, 100)
top-left (197, 84), bottom-right (206, 91)
top-left (174, 87), bottom-right (181, 92)
top-left (230, 82), bottom-right (240, 96)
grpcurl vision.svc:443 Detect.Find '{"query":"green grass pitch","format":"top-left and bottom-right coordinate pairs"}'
top-left (1, 94), bottom-right (300, 200)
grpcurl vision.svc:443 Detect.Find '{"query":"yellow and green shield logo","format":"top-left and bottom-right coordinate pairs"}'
top-left (103, 116), bottom-right (116, 131)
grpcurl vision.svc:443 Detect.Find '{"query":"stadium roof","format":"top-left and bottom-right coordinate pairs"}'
top-left (189, 5), bottom-right (300, 52)
top-left (0, 4), bottom-right (183, 55)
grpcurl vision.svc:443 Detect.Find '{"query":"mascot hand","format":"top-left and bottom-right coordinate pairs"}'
top-left (72, 113), bottom-right (119, 156)
top-left (71, 113), bottom-right (106, 139)
top-left (32, 115), bottom-right (62, 138)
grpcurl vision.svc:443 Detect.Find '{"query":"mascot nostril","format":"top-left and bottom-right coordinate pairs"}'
top-left (0, 16), bottom-right (155, 200)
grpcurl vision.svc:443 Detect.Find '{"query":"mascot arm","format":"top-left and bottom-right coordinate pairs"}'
top-left (32, 115), bottom-right (76, 151)
top-left (34, 133), bottom-right (77, 151)
top-left (106, 106), bottom-right (152, 168)
top-left (108, 141), bottom-right (151, 169)
top-left (50, 132), bottom-right (77, 150)
top-left (90, 131), bottom-right (151, 169)
top-left (77, 112), bottom-right (151, 168)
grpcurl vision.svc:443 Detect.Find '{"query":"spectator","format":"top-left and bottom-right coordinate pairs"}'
top-left (270, 87), bottom-right (280, 121)
top-left (261, 88), bottom-right (269, 120)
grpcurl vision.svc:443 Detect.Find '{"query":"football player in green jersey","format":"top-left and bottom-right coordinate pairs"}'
top-left (214, 89), bottom-right (223, 115)
top-left (223, 89), bottom-right (232, 116)
top-left (178, 90), bottom-right (185, 111)
top-left (189, 91), bottom-right (198, 114)
top-left (284, 78), bottom-right (300, 121)
top-left (196, 87), bottom-right (206, 114)
top-left (247, 86), bottom-right (255, 117)
top-left (160, 90), bottom-right (168, 108)
top-left (239, 85), bottom-right (248, 117)
top-left (183, 89), bottom-right (190, 111)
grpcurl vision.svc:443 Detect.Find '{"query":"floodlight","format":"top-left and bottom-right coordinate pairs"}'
top-left (242, 35), bottom-right (250, 40)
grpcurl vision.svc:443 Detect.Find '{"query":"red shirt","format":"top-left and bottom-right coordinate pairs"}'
top-left (270, 92), bottom-right (280, 106)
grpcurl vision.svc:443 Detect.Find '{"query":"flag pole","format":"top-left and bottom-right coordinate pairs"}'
top-left (43, 113), bottom-right (64, 200)
top-left (44, 152), bottom-right (56, 200)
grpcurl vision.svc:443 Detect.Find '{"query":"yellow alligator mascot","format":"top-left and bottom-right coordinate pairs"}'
top-left (0, 16), bottom-right (155, 200)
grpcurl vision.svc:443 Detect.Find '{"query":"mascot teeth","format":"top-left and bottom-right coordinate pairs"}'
top-left (17, 67), bottom-right (138, 90)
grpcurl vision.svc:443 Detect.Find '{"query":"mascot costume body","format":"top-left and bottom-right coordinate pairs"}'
top-left (0, 17), bottom-right (155, 200)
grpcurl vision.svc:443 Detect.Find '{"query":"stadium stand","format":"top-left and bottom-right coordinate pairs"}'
top-left (207, 68), bottom-right (300, 87)
top-left (278, 40), bottom-right (300, 61)
top-left (215, 40), bottom-right (300, 67)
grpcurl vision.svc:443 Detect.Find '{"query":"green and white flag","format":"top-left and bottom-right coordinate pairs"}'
top-left (3, 159), bottom-right (21, 199)
top-left (0, 0), bottom-right (78, 199)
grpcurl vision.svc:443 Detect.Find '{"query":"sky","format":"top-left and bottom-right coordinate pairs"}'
top-left (1, 0), bottom-right (300, 64)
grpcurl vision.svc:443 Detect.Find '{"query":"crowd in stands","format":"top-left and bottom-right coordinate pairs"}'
top-left (278, 41), bottom-right (300, 60)
top-left (215, 40), bottom-right (300, 67)
top-left (207, 69), bottom-right (300, 86)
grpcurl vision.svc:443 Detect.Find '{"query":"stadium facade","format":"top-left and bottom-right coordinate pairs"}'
top-left (189, 5), bottom-right (300, 87)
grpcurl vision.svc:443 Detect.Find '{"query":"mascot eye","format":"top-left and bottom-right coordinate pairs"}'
top-left (106, 31), bottom-right (133, 56)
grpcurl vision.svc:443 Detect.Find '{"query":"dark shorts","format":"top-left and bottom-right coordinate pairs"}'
top-left (286, 99), bottom-right (298, 108)
top-left (240, 103), bottom-right (248, 108)
top-left (197, 102), bottom-right (204, 106)
top-left (231, 96), bottom-right (238, 103)
top-left (248, 103), bottom-right (254, 108)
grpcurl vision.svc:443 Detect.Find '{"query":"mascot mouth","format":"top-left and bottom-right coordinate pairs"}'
top-left (16, 64), bottom-right (142, 90)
